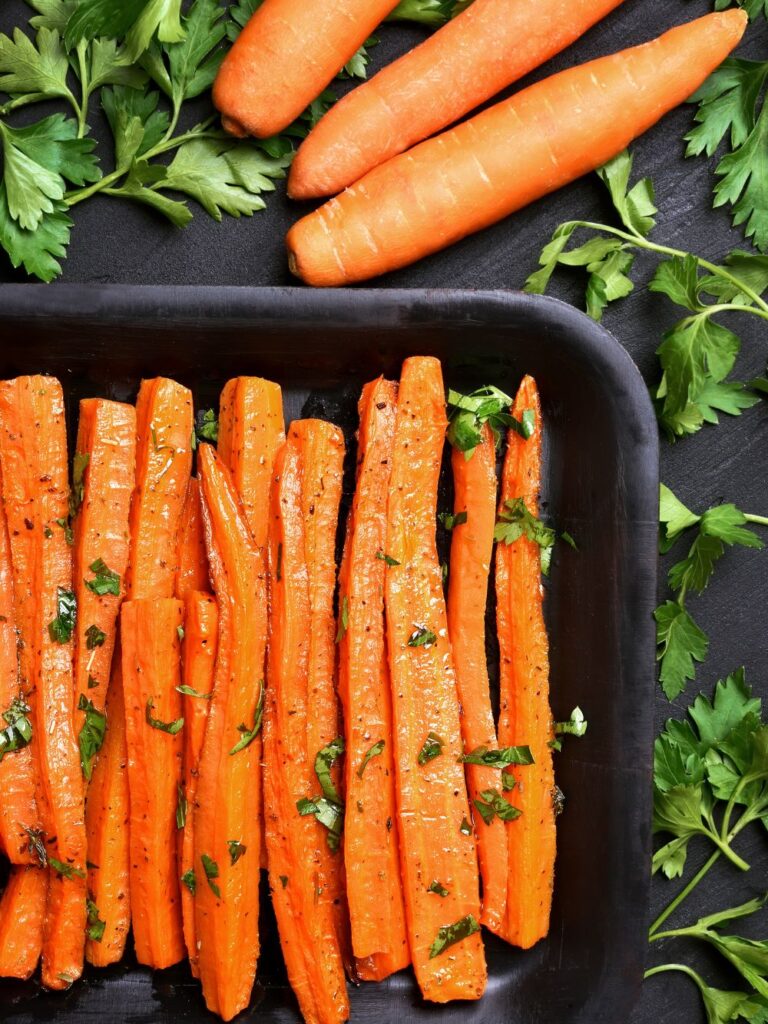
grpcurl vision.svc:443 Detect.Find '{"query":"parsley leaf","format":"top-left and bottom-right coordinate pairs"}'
top-left (0, 696), bottom-right (33, 762)
top-left (428, 914), bottom-right (480, 959)
top-left (0, 26), bottom-right (73, 106)
top-left (227, 839), bottom-right (246, 865)
top-left (166, 0), bottom-right (226, 104)
top-left (145, 697), bottom-right (184, 735)
top-left (315, 737), bottom-right (344, 805)
top-left (375, 551), bottom-right (400, 567)
top-left (427, 880), bottom-right (449, 897)
top-left (438, 510), bottom-right (467, 530)
top-left (85, 557), bottom-right (121, 596)
top-left (296, 796), bottom-right (344, 853)
top-left (408, 625), bottom-right (436, 648)
top-left (446, 385), bottom-right (532, 455)
top-left (417, 731), bottom-right (443, 766)
top-left (176, 684), bottom-right (210, 700)
top-left (66, 0), bottom-right (186, 62)
top-left (335, 595), bottom-right (349, 643)
top-left (655, 601), bottom-right (710, 702)
top-left (49, 856), bottom-right (85, 880)
top-left (181, 868), bottom-right (196, 894)
top-left (597, 148), bottom-right (658, 238)
top-left (77, 694), bottom-right (106, 780)
top-left (0, 185), bottom-right (71, 282)
top-left (69, 452), bottom-right (90, 519)
top-left (473, 788), bottom-right (521, 825)
top-left (176, 782), bottom-right (187, 829)
top-left (86, 897), bottom-right (106, 942)
top-left (388, 0), bottom-right (470, 27)
top-left (460, 744), bottom-right (534, 767)
top-left (200, 853), bottom-right (220, 897)
top-left (49, 586), bottom-right (77, 644)
top-left (85, 624), bottom-right (106, 649)
top-left (229, 687), bottom-right (263, 755)
top-left (550, 707), bottom-right (588, 751)
top-left (194, 407), bottom-right (218, 445)
top-left (494, 498), bottom-right (556, 574)
top-left (357, 740), bottom-right (385, 779)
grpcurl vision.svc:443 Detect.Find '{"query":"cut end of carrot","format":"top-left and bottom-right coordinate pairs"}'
top-left (220, 113), bottom-right (248, 139)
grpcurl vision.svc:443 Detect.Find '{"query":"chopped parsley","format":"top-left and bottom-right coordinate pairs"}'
top-left (229, 687), bottom-right (264, 755)
top-left (77, 694), bottom-right (106, 781)
top-left (417, 731), bottom-right (443, 766)
top-left (68, 453), bottom-right (90, 519)
top-left (335, 595), bottom-right (349, 643)
top-left (408, 625), bottom-right (437, 649)
top-left (85, 558), bottom-right (121, 597)
top-left (48, 587), bottom-right (77, 643)
top-left (357, 740), bottom-right (385, 779)
top-left (227, 840), bottom-right (246, 865)
top-left (49, 856), bottom-right (85, 880)
top-left (429, 914), bottom-right (480, 959)
top-left (176, 783), bottom-right (187, 829)
top-left (427, 880), bottom-right (449, 897)
top-left (181, 869), bottom-right (196, 895)
top-left (201, 854), bottom-right (221, 898)
top-left (85, 624), bottom-right (106, 650)
top-left (473, 789), bottom-right (521, 826)
top-left (460, 745), bottom-right (534, 767)
top-left (376, 551), bottom-right (400, 567)
top-left (494, 498), bottom-right (556, 575)
top-left (0, 696), bottom-right (33, 762)
top-left (438, 511), bottom-right (468, 530)
top-left (86, 898), bottom-right (106, 942)
top-left (145, 698), bottom-right (184, 735)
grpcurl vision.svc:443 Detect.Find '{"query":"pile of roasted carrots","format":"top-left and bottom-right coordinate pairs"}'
top-left (0, 358), bottom-right (558, 1024)
top-left (212, 0), bottom-right (747, 285)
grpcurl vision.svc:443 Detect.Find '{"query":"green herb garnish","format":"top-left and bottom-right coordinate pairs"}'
top-left (427, 880), bottom-right (449, 897)
top-left (181, 869), bottom-right (196, 895)
top-left (473, 789), bottom-right (521, 826)
top-left (85, 624), bottom-right (106, 649)
top-left (195, 408), bottom-right (219, 445)
top-left (428, 914), bottom-right (480, 959)
top-left (145, 697), bottom-right (184, 735)
top-left (417, 731), bottom-right (443, 766)
top-left (77, 694), bottom-right (106, 780)
top-left (0, 696), bottom-right (33, 762)
top-left (69, 453), bottom-right (90, 518)
top-left (335, 594), bottom-right (349, 643)
top-left (176, 684), bottom-right (211, 700)
top-left (460, 744), bottom-right (534, 767)
top-left (494, 498), bottom-right (556, 575)
top-left (227, 839), bottom-right (246, 865)
top-left (375, 551), bottom-right (400, 567)
top-left (85, 557), bottom-right (120, 596)
top-left (176, 783), bottom-right (187, 829)
top-left (447, 385), bottom-right (533, 457)
top-left (48, 586), bottom-right (76, 643)
top-left (229, 687), bottom-right (264, 755)
top-left (201, 853), bottom-right (220, 897)
top-left (408, 625), bottom-right (437, 648)
top-left (86, 897), bottom-right (106, 942)
top-left (550, 707), bottom-right (588, 752)
top-left (438, 510), bottom-right (467, 530)
top-left (49, 856), bottom-right (85, 880)
top-left (357, 740), bottom-right (385, 779)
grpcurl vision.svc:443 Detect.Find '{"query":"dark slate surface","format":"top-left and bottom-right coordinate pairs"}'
top-left (0, 1), bottom-right (767, 1023)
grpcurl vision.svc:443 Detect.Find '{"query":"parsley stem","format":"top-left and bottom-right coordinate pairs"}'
top-left (0, 93), bottom-right (49, 116)
top-left (65, 169), bottom-right (127, 207)
top-left (143, 118), bottom-right (219, 160)
top-left (75, 41), bottom-right (90, 140)
top-left (649, 851), bottom-right (720, 937)
top-left (643, 963), bottom-right (704, 990)
top-left (744, 514), bottom-right (768, 527)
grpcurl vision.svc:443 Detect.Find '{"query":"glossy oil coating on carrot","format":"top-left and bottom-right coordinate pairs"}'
top-left (384, 357), bottom-right (486, 1002)
top-left (176, 479), bottom-right (210, 597)
top-left (85, 660), bottom-right (130, 967)
top-left (495, 376), bottom-right (554, 949)
top-left (264, 436), bottom-right (350, 1024)
top-left (121, 598), bottom-right (185, 969)
top-left (337, 379), bottom-right (408, 976)
top-left (0, 866), bottom-right (47, 979)
top-left (195, 445), bottom-right (266, 1021)
top-left (178, 591), bottom-right (218, 980)
top-left (287, 11), bottom-right (747, 286)
top-left (447, 424), bottom-right (508, 935)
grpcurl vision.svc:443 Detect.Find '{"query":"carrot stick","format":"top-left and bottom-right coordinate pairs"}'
top-left (178, 590), bottom-right (218, 980)
top-left (121, 598), bottom-right (185, 969)
top-left (85, 659), bottom-right (130, 967)
top-left (337, 379), bottom-right (408, 978)
top-left (289, 0), bottom-right (627, 199)
top-left (195, 445), bottom-right (266, 1021)
top-left (213, 0), bottom-right (402, 140)
top-left (0, 866), bottom-right (47, 979)
top-left (384, 357), bottom-right (486, 1003)
top-left (447, 424), bottom-right (508, 935)
top-left (127, 378), bottom-right (194, 600)
top-left (264, 432), bottom-right (349, 1024)
top-left (495, 375), bottom-right (554, 949)
top-left (176, 479), bottom-right (210, 597)
top-left (287, 10), bottom-right (747, 286)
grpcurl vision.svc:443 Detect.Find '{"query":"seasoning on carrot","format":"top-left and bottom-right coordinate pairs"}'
top-left (337, 379), bottom-right (408, 979)
top-left (195, 444), bottom-right (266, 1021)
top-left (176, 479), bottom-right (210, 597)
top-left (447, 421), bottom-right (508, 936)
top-left (121, 598), bottom-right (186, 969)
top-left (213, 0), bottom-right (402, 140)
top-left (286, 10), bottom-right (747, 286)
top-left (264, 429), bottom-right (350, 1024)
top-left (384, 357), bottom-right (486, 1002)
top-left (495, 375), bottom-right (554, 949)
top-left (177, 591), bottom-right (218, 981)
top-left (0, 866), bottom-right (47, 979)
top-left (289, 0), bottom-right (627, 199)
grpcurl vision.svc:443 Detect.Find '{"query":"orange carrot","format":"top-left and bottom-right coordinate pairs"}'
top-left (447, 424), bottom-right (508, 935)
top-left (213, 0), bottom-right (401, 139)
top-left (121, 598), bottom-right (185, 969)
top-left (195, 445), bottom-right (266, 1021)
top-left (127, 378), bottom-right (194, 600)
top-left (337, 379), bottom-right (408, 977)
top-left (176, 479), bottom-right (210, 597)
top-left (495, 376), bottom-right (554, 949)
top-left (385, 357), bottom-right (486, 1003)
top-left (178, 590), bottom-right (218, 980)
top-left (264, 433), bottom-right (349, 1024)
top-left (287, 11), bottom-right (747, 286)
top-left (289, 0), bottom-right (627, 199)
top-left (0, 866), bottom-right (47, 979)
top-left (85, 660), bottom-right (131, 967)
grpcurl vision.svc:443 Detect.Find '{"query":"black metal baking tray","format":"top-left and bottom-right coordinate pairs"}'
top-left (0, 286), bottom-right (658, 1024)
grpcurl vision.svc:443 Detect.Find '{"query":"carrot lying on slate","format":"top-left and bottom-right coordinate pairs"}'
top-left (286, 11), bottom-right (747, 286)
top-left (384, 357), bottom-right (486, 1003)
top-left (289, 0), bottom-right (627, 199)
top-left (0, 866), bottom-right (47, 979)
top-left (213, 0), bottom-right (402, 139)
top-left (495, 376), bottom-right (554, 949)
top-left (176, 479), bottom-right (210, 597)
top-left (337, 379), bottom-right (408, 980)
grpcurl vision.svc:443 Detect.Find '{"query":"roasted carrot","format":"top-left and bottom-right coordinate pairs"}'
top-left (127, 378), bottom-right (194, 600)
top-left (121, 598), bottom-right (185, 969)
top-left (337, 379), bottom-right (408, 977)
top-left (287, 10), bottom-right (747, 286)
top-left (85, 660), bottom-right (130, 967)
top-left (195, 445), bottom-right (266, 1021)
top-left (447, 424), bottom-right (508, 935)
top-left (0, 375), bottom-right (88, 991)
top-left (178, 590), bottom-right (218, 980)
top-left (289, 0), bottom-right (626, 199)
top-left (0, 866), bottom-right (47, 979)
top-left (213, 0), bottom-right (401, 139)
top-left (264, 433), bottom-right (349, 1024)
top-left (385, 357), bottom-right (486, 1002)
top-left (176, 479), bottom-right (210, 597)
top-left (495, 375), bottom-right (554, 949)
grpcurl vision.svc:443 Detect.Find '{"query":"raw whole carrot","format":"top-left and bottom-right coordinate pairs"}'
top-left (213, 0), bottom-right (401, 139)
top-left (0, 866), bottom-right (47, 979)
top-left (0, 376), bottom-right (87, 991)
top-left (176, 479), bottom-right (210, 597)
top-left (195, 445), bottom-right (266, 1021)
top-left (127, 378), bottom-right (194, 600)
top-left (121, 598), bottom-right (185, 969)
top-left (178, 590), bottom-right (218, 980)
top-left (263, 433), bottom-right (349, 1024)
top-left (85, 660), bottom-right (130, 967)
top-left (289, 0), bottom-right (627, 199)
top-left (384, 357), bottom-right (486, 1002)
top-left (337, 379), bottom-right (408, 977)
top-left (447, 424), bottom-right (508, 935)
top-left (287, 10), bottom-right (747, 286)
top-left (495, 375), bottom-right (554, 949)
top-left (72, 399), bottom-right (136, 720)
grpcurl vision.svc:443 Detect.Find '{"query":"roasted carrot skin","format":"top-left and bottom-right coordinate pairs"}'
top-left (0, 866), bottom-right (47, 980)
top-left (385, 357), bottom-right (486, 1003)
top-left (176, 479), bottom-right (210, 597)
top-left (495, 376), bottom-right (555, 949)
top-left (289, 0), bottom-right (627, 199)
top-left (287, 11), bottom-right (747, 286)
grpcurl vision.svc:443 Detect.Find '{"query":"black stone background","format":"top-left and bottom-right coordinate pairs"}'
top-left (0, 1), bottom-right (766, 1022)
